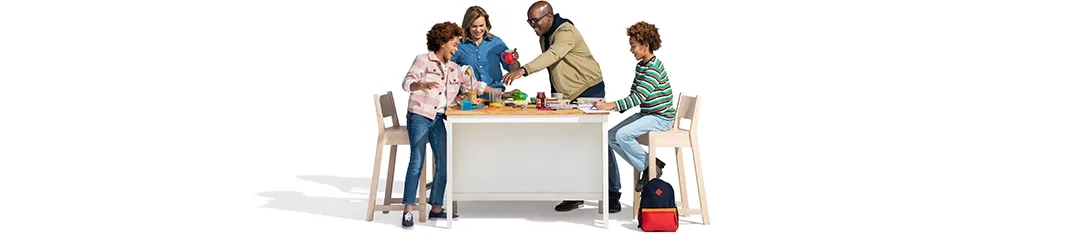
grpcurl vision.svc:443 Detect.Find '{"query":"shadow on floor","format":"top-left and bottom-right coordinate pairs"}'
top-left (256, 176), bottom-right (411, 227)
top-left (260, 175), bottom-right (663, 229)
top-left (442, 199), bottom-right (637, 228)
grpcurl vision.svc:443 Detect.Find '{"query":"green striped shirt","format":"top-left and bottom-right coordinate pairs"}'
top-left (614, 56), bottom-right (676, 119)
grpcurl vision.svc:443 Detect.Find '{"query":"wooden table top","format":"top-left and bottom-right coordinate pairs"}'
top-left (445, 104), bottom-right (610, 116)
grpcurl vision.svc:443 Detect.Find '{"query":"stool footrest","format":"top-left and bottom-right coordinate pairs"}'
top-left (678, 208), bottom-right (705, 216)
top-left (371, 204), bottom-right (406, 211)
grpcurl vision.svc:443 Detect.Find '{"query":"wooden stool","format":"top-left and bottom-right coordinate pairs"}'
top-left (633, 93), bottom-right (710, 225)
top-left (366, 91), bottom-right (429, 222)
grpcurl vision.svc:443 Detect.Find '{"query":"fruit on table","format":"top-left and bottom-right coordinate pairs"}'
top-left (490, 102), bottom-right (504, 108)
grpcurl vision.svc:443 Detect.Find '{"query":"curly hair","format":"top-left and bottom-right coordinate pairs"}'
top-left (426, 21), bottom-right (464, 52)
top-left (626, 21), bottom-right (661, 52)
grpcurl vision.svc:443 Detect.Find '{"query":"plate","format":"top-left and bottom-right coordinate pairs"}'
top-left (547, 104), bottom-right (577, 110)
top-left (580, 108), bottom-right (612, 113)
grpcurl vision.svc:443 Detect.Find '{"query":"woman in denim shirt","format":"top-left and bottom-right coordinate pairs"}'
top-left (451, 6), bottom-right (520, 99)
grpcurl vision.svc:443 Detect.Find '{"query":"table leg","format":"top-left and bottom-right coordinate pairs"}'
top-left (445, 119), bottom-right (454, 229)
top-left (601, 121), bottom-right (609, 228)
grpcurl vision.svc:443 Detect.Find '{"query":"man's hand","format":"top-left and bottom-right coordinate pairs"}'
top-left (594, 100), bottom-right (616, 110)
top-left (502, 69), bottom-right (525, 86)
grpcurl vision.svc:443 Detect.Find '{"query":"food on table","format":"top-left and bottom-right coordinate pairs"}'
top-left (502, 89), bottom-right (520, 98)
top-left (468, 90), bottom-right (478, 100)
top-left (536, 92), bottom-right (548, 108)
top-left (490, 102), bottom-right (503, 108)
top-left (512, 90), bottom-right (528, 101)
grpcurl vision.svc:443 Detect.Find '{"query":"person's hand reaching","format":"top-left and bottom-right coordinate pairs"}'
top-left (502, 69), bottom-right (525, 86)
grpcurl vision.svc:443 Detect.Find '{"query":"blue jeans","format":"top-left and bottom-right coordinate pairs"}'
top-left (403, 112), bottom-right (448, 206)
top-left (570, 84), bottom-right (621, 198)
top-left (609, 113), bottom-right (674, 172)
top-left (556, 81), bottom-right (606, 100)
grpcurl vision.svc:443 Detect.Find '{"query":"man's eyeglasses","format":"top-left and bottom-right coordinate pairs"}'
top-left (527, 13), bottom-right (552, 27)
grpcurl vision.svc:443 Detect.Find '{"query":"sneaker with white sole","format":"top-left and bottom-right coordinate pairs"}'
top-left (401, 212), bottom-right (414, 228)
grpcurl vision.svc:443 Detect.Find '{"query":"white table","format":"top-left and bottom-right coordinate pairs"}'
top-left (443, 106), bottom-right (610, 228)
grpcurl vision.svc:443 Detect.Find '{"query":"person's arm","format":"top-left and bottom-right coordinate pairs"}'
top-left (521, 26), bottom-right (578, 76)
top-left (461, 66), bottom-right (490, 94)
top-left (402, 55), bottom-right (430, 92)
top-left (614, 74), bottom-right (658, 112)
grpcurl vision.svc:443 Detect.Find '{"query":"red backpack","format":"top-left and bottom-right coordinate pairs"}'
top-left (638, 178), bottom-right (679, 232)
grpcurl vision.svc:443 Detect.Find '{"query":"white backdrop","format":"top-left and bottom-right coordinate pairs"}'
top-left (2, 0), bottom-right (1075, 233)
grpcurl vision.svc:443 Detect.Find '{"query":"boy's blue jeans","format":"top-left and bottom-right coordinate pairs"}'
top-left (403, 112), bottom-right (448, 206)
top-left (609, 113), bottom-right (674, 172)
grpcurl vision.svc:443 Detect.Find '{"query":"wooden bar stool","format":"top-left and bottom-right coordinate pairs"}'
top-left (366, 91), bottom-right (430, 222)
top-left (632, 93), bottom-right (710, 225)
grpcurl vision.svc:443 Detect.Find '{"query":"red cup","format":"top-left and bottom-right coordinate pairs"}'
top-left (502, 49), bottom-right (516, 65)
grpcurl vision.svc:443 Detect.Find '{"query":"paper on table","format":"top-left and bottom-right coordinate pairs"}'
top-left (581, 108), bottom-right (613, 113)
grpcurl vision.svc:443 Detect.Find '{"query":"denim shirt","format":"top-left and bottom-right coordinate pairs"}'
top-left (451, 35), bottom-right (512, 91)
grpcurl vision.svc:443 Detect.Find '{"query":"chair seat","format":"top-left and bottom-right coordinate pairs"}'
top-left (638, 129), bottom-right (692, 147)
top-left (382, 126), bottom-right (410, 145)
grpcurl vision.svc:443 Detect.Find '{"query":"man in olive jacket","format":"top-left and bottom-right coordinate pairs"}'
top-left (502, 1), bottom-right (607, 101)
top-left (503, 1), bottom-right (620, 213)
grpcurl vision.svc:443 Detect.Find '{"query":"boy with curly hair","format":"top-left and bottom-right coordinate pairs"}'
top-left (594, 21), bottom-right (677, 191)
top-left (399, 21), bottom-right (492, 228)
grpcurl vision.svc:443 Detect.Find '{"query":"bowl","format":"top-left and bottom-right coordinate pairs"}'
top-left (576, 97), bottom-right (604, 105)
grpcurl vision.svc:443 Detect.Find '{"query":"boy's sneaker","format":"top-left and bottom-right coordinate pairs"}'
top-left (428, 210), bottom-right (459, 220)
top-left (635, 159), bottom-right (666, 192)
top-left (401, 212), bottom-right (414, 228)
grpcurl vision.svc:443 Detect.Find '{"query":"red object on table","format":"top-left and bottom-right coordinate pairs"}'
top-left (536, 92), bottom-right (547, 108)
